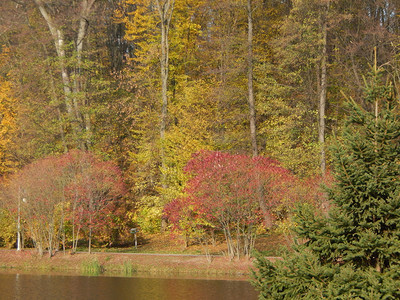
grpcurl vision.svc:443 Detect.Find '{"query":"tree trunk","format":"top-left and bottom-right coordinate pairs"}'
top-left (72, 191), bottom-right (78, 253)
top-left (17, 189), bottom-right (21, 251)
top-left (48, 228), bottom-right (53, 258)
top-left (319, 2), bottom-right (329, 176)
top-left (156, 0), bottom-right (175, 191)
top-left (88, 226), bottom-right (92, 254)
top-left (75, 0), bottom-right (95, 150)
top-left (73, 225), bottom-right (82, 253)
top-left (247, 0), bottom-right (258, 157)
top-left (88, 189), bottom-right (94, 254)
top-left (160, 19), bottom-right (168, 188)
top-left (247, 0), bottom-right (271, 229)
top-left (33, 0), bottom-right (95, 150)
top-left (223, 226), bottom-right (235, 260)
top-left (34, 1), bottom-right (75, 123)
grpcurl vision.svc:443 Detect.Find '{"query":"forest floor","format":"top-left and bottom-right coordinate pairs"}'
top-left (0, 233), bottom-right (289, 278)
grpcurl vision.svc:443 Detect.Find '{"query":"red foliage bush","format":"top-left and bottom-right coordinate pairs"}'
top-left (8, 150), bottom-right (126, 255)
top-left (165, 150), bottom-right (297, 258)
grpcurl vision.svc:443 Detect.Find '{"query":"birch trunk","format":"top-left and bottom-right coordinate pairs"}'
top-left (33, 0), bottom-right (95, 149)
top-left (247, 0), bottom-right (258, 157)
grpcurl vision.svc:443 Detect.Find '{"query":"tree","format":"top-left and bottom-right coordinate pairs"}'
top-left (246, 0), bottom-right (258, 157)
top-left (331, 0), bottom-right (399, 97)
top-left (14, 155), bottom-right (66, 257)
top-left (61, 150), bottom-right (126, 253)
top-left (164, 194), bottom-right (213, 249)
top-left (0, 208), bottom-right (15, 248)
top-left (0, 48), bottom-right (18, 176)
top-left (32, 0), bottom-right (97, 149)
top-left (2, 150), bottom-right (125, 256)
top-left (318, 0), bottom-right (329, 175)
top-left (166, 150), bottom-right (296, 259)
top-left (0, 0), bottom-right (124, 162)
top-left (252, 67), bottom-right (400, 298)
top-left (117, 0), bottom-right (212, 232)
top-left (155, 0), bottom-right (175, 151)
top-left (255, 0), bottom-right (324, 177)
top-left (119, 0), bottom-right (174, 185)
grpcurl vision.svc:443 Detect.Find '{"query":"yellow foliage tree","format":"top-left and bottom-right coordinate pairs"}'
top-left (0, 48), bottom-right (18, 176)
top-left (162, 79), bottom-right (217, 201)
top-left (117, 0), bottom-right (211, 232)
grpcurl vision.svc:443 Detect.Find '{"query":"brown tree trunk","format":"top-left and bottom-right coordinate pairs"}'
top-left (155, 0), bottom-right (175, 196)
top-left (246, 0), bottom-right (271, 230)
top-left (319, 2), bottom-right (329, 176)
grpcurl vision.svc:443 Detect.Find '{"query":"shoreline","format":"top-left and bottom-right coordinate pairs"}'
top-left (0, 249), bottom-right (281, 279)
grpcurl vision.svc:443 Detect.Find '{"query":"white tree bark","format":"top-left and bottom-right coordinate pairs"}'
top-left (33, 0), bottom-right (95, 149)
top-left (247, 0), bottom-right (258, 157)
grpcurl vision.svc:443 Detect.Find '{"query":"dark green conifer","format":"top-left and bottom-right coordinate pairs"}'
top-left (252, 67), bottom-right (400, 299)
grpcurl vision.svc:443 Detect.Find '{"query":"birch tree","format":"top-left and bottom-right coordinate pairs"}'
top-left (247, 0), bottom-right (258, 157)
top-left (32, 0), bottom-right (96, 149)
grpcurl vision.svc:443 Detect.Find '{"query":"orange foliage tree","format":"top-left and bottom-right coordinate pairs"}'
top-left (4, 150), bottom-right (126, 256)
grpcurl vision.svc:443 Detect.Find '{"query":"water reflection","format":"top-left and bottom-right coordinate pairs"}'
top-left (14, 273), bottom-right (21, 300)
top-left (0, 271), bottom-right (258, 300)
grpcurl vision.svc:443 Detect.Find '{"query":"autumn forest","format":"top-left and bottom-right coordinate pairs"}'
top-left (0, 0), bottom-right (399, 267)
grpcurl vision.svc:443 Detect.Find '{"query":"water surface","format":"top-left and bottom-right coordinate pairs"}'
top-left (0, 271), bottom-right (258, 300)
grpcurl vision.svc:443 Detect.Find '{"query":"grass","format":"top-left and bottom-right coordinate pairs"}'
top-left (73, 232), bottom-right (289, 258)
top-left (80, 258), bottom-right (103, 276)
top-left (0, 250), bottom-right (255, 279)
top-left (106, 260), bottom-right (137, 276)
top-left (75, 247), bottom-right (207, 256)
top-left (122, 261), bottom-right (136, 276)
top-left (0, 232), bottom-right (287, 279)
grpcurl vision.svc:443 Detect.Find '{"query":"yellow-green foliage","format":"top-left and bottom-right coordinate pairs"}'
top-left (117, 0), bottom-right (158, 69)
top-left (256, 62), bottom-right (320, 177)
top-left (162, 80), bottom-right (217, 201)
top-left (132, 196), bottom-right (163, 234)
top-left (0, 208), bottom-right (15, 248)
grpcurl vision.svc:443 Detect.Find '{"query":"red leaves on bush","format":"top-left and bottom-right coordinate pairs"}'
top-left (60, 150), bottom-right (126, 231)
top-left (10, 150), bottom-right (126, 253)
top-left (165, 150), bottom-right (297, 233)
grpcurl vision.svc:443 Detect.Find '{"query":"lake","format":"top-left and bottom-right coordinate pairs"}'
top-left (0, 271), bottom-right (258, 300)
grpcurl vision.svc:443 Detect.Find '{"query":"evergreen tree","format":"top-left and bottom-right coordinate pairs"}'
top-left (252, 68), bottom-right (400, 299)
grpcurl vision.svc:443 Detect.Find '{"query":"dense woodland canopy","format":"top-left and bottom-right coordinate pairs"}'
top-left (0, 0), bottom-right (399, 257)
